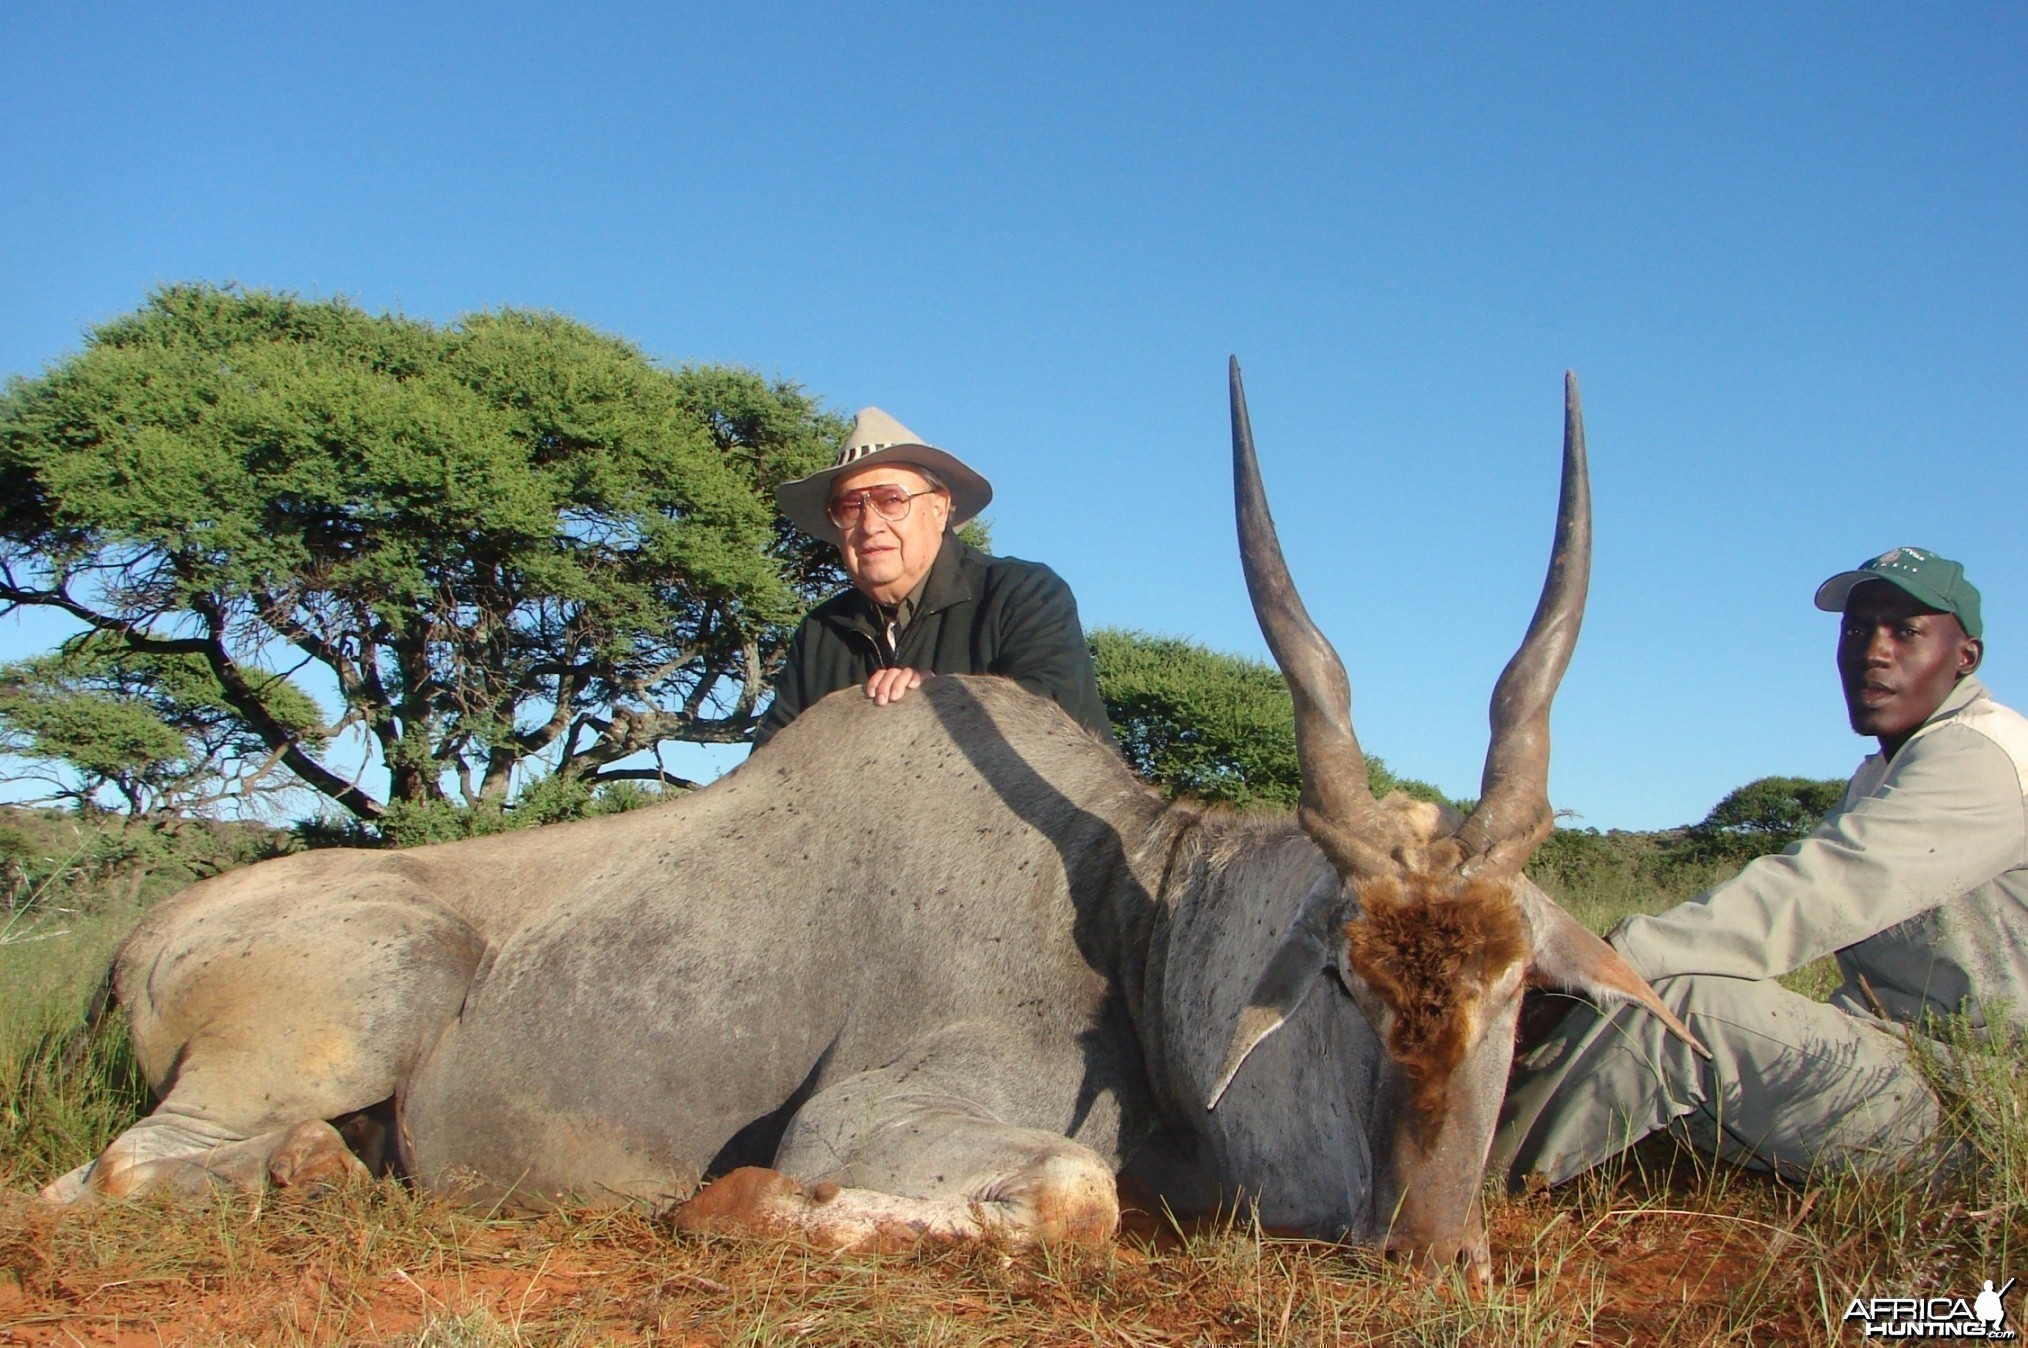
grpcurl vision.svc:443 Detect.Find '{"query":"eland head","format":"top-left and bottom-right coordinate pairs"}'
top-left (1207, 360), bottom-right (1706, 1277)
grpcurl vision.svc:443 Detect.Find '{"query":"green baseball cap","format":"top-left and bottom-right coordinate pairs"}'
top-left (1813, 546), bottom-right (1983, 638)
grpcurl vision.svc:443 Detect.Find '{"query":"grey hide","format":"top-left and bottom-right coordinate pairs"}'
top-left (46, 371), bottom-right (1692, 1279)
top-left (63, 681), bottom-right (1385, 1228)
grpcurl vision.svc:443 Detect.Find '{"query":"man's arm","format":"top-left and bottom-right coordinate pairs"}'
top-left (751, 622), bottom-right (815, 750)
top-left (1612, 723), bottom-right (2027, 983)
top-left (984, 562), bottom-right (1113, 740)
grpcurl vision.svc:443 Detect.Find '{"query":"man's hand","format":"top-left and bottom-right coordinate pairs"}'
top-left (864, 667), bottom-right (925, 706)
top-left (1513, 986), bottom-right (1586, 1058)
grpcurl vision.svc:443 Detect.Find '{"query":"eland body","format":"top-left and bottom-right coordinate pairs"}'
top-left (45, 366), bottom-right (1697, 1277)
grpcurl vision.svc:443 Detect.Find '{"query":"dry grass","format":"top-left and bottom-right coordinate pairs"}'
top-left (0, 1136), bottom-right (2018, 1346)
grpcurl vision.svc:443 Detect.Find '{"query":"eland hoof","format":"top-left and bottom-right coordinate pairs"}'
top-left (671, 1166), bottom-right (809, 1237)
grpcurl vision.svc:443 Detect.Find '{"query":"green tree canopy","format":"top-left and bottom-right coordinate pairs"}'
top-left (1679, 774), bottom-right (1848, 864)
top-left (0, 284), bottom-right (847, 820)
top-left (1089, 628), bottom-right (1453, 809)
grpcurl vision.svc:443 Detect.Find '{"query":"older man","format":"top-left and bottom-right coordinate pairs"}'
top-left (753, 407), bottom-right (1111, 749)
top-left (1494, 547), bottom-right (2028, 1183)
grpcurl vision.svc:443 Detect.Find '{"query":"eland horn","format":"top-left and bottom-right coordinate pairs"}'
top-left (1230, 358), bottom-right (1396, 882)
top-left (1446, 371), bottom-right (1592, 876)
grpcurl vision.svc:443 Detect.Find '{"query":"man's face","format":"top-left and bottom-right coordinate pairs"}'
top-left (830, 463), bottom-right (950, 607)
top-left (1837, 579), bottom-right (1981, 747)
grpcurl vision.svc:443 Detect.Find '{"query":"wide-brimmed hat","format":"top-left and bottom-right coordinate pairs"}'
top-left (774, 408), bottom-right (993, 543)
top-left (1814, 546), bottom-right (1983, 638)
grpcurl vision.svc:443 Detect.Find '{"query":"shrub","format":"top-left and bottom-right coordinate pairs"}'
top-left (1673, 775), bottom-right (1847, 866)
top-left (1090, 628), bottom-right (1457, 810)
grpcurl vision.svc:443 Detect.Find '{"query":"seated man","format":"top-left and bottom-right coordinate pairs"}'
top-left (1494, 547), bottom-right (2026, 1183)
top-left (754, 407), bottom-right (1111, 749)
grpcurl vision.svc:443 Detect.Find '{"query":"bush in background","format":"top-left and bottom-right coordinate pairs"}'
top-left (1090, 628), bottom-right (1456, 810)
top-left (1676, 774), bottom-right (1848, 866)
top-left (291, 776), bottom-right (671, 850)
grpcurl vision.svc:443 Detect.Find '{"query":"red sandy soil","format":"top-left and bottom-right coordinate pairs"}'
top-left (0, 1174), bottom-right (1847, 1346)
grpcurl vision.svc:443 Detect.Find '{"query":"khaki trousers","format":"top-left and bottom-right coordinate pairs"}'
top-left (1490, 973), bottom-right (1942, 1185)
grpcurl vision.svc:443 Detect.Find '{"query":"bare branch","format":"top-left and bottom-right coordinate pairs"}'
top-left (585, 766), bottom-right (702, 791)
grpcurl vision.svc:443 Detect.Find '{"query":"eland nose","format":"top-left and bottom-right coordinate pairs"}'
top-left (1386, 1234), bottom-right (1493, 1289)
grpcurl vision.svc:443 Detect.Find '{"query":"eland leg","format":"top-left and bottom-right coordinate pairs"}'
top-left (43, 864), bottom-right (486, 1204)
top-left (674, 1040), bottom-right (1119, 1247)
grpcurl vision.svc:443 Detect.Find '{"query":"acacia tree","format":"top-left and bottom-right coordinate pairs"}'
top-left (1089, 628), bottom-right (1450, 808)
top-left (1678, 774), bottom-right (1848, 864)
top-left (0, 285), bottom-right (846, 821)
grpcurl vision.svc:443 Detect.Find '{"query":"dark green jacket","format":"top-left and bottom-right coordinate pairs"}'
top-left (753, 535), bottom-right (1112, 749)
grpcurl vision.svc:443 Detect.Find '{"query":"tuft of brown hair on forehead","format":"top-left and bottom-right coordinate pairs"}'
top-left (1342, 874), bottom-right (1529, 1122)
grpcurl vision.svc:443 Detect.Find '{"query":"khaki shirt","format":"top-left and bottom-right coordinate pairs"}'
top-left (1612, 676), bottom-right (2028, 1029)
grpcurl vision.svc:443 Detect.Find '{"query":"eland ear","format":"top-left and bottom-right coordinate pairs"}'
top-left (1206, 878), bottom-right (1343, 1109)
top-left (1513, 882), bottom-right (1711, 1060)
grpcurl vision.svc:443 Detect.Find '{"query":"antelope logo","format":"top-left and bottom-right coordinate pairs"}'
top-left (1843, 1277), bottom-right (2015, 1338)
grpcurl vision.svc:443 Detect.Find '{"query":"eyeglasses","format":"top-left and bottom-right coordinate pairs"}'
top-left (826, 486), bottom-right (941, 530)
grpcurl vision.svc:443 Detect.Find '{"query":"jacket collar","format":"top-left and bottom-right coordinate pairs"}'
top-left (1870, 674), bottom-right (1990, 765)
top-left (915, 532), bottom-right (979, 616)
top-left (1923, 673), bottom-right (1988, 728)
top-left (822, 533), bottom-right (980, 639)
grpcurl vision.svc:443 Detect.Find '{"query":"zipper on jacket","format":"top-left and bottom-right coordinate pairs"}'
top-left (848, 627), bottom-right (895, 671)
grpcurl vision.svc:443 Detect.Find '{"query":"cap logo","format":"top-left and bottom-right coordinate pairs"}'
top-left (1817, 546), bottom-right (1980, 637)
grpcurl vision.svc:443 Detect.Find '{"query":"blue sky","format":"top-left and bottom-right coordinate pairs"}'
top-left (3, 4), bottom-right (2022, 829)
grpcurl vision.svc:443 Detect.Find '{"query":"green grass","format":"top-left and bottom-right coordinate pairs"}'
top-left (0, 807), bottom-right (287, 1189)
top-left (1527, 826), bottom-right (1845, 1001)
top-left (0, 891), bottom-right (152, 1194)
